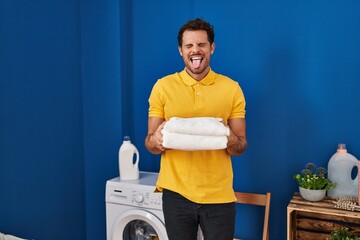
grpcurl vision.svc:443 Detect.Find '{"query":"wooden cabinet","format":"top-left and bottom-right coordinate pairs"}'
top-left (287, 193), bottom-right (360, 239)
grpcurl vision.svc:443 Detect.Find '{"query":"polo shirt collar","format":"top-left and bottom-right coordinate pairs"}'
top-left (180, 68), bottom-right (215, 86)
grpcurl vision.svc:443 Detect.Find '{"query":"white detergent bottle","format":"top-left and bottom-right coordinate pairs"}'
top-left (327, 143), bottom-right (358, 198)
top-left (119, 136), bottom-right (139, 180)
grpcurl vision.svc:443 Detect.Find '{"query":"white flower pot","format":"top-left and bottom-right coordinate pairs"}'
top-left (299, 187), bottom-right (326, 202)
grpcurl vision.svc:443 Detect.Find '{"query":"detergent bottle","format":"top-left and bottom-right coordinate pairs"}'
top-left (327, 144), bottom-right (358, 198)
top-left (119, 136), bottom-right (139, 180)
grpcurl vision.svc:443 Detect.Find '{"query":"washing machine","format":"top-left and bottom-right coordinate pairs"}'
top-left (106, 171), bottom-right (167, 240)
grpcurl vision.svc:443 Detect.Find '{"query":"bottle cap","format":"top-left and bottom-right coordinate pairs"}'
top-left (338, 143), bottom-right (347, 150)
top-left (123, 136), bottom-right (130, 141)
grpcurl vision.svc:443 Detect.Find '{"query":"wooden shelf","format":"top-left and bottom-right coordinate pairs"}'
top-left (287, 193), bottom-right (360, 239)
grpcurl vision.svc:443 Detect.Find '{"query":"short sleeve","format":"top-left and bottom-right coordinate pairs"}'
top-left (148, 80), bottom-right (165, 119)
top-left (229, 84), bottom-right (246, 119)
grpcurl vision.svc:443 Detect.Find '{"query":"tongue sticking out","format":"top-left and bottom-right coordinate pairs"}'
top-left (192, 59), bottom-right (201, 69)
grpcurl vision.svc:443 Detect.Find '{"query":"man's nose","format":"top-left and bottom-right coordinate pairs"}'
top-left (191, 45), bottom-right (199, 53)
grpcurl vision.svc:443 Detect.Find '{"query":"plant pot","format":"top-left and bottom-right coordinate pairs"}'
top-left (299, 187), bottom-right (326, 202)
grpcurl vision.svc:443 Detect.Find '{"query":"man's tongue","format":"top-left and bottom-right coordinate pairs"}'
top-left (192, 59), bottom-right (201, 69)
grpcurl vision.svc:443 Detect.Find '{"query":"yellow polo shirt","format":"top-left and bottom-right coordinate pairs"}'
top-left (148, 68), bottom-right (246, 203)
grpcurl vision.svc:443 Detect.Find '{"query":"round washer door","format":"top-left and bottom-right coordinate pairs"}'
top-left (112, 209), bottom-right (168, 240)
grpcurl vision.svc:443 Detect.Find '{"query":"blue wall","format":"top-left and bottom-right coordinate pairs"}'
top-left (81, 0), bottom-right (122, 239)
top-left (0, 0), bottom-right (85, 239)
top-left (1, 0), bottom-right (360, 239)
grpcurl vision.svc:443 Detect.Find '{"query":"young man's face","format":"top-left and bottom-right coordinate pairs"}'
top-left (178, 30), bottom-right (215, 79)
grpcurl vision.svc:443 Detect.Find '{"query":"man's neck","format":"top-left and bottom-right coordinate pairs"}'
top-left (185, 66), bottom-right (210, 81)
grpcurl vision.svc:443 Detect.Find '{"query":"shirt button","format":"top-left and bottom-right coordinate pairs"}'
top-left (196, 92), bottom-right (200, 95)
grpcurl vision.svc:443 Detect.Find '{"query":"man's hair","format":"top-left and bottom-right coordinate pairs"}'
top-left (177, 18), bottom-right (215, 47)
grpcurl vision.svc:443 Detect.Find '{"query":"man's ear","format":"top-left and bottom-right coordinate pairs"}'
top-left (178, 47), bottom-right (183, 56)
top-left (211, 43), bottom-right (215, 55)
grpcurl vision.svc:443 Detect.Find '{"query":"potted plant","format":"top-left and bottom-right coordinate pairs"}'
top-left (294, 163), bottom-right (336, 201)
top-left (329, 227), bottom-right (360, 240)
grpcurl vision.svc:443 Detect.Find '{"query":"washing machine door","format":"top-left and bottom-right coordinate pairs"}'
top-left (112, 209), bottom-right (168, 240)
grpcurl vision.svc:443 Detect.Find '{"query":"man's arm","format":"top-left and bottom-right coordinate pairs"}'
top-left (226, 118), bottom-right (247, 156)
top-left (145, 117), bottom-right (166, 154)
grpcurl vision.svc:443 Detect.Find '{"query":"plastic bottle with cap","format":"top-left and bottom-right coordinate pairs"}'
top-left (327, 144), bottom-right (358, 198)
top-left (119, 136), bottom-right (139, 180)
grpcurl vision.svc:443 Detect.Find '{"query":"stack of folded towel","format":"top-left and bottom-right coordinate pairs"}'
top-left (161, 117), bottom-right (229, 150)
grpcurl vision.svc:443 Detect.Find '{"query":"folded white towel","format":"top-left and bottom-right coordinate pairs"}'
top-left (162, 132), bottom-right (228, 150)
top-left (163, 117), bottom-right (229, 136)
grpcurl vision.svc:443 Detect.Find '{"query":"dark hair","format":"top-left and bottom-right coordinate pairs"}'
top-left (177, 18), bottom-right (215, 47)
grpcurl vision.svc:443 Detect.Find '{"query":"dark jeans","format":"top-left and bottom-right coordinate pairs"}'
top-left (162, 189), bottom-right (236, 240)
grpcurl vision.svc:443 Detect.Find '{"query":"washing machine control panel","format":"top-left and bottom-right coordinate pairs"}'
top-left (132, 191), bottom-right (162, 209)
top-left (106, 173), bottom-right (163, 211)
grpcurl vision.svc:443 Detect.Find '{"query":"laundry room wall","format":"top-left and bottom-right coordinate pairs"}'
top-left (1, 0), bottom-right (124, 239)
top-left (81, 0), bottom-right (123, 239)
top-left (0, 0), bottom-right (86, 240)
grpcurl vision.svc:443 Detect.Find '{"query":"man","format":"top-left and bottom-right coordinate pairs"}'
top-left (145, 18), bottom-right (247, 240)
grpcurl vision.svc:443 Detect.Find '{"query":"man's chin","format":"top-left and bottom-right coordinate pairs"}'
top-left (188, 66), bottom-right (205, 74)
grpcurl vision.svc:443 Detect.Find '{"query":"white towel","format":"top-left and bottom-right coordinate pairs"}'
top-left (161, 117), bottom-right (229, 150)
top-left (163, 117), bottom-right (230, 136)
top-left (162, 132), bottom-right (228, 150)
